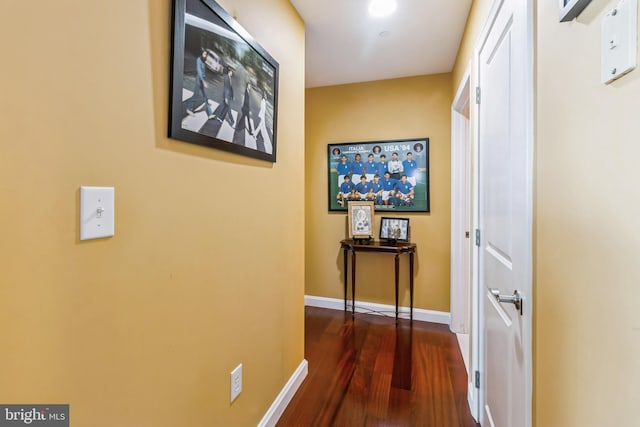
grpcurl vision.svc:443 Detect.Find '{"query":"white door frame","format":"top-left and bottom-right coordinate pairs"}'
top-left (473, 0), bottom-right (534, 425)
top-left (451, 63), bottom-right (477, 420)
top-left (450, 62), bottom-right (471, 336)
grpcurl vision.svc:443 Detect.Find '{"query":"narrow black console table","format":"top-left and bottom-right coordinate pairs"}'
top-left (340, 239), bottom-right (417, 322)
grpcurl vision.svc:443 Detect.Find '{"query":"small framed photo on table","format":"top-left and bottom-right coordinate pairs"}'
top-left (347, 201), bottom-right (375, 239)
top-left (379, 217), bottom-right (410, 242)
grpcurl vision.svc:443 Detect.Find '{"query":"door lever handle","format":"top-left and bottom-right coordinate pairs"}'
top-left (489, 288), bottom-right (523, 316)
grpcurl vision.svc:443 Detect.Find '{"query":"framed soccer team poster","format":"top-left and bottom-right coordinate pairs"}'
top-left (169, 0), bottom-right (279, 162)
top-left (328, 138), bottom-right (430, 212)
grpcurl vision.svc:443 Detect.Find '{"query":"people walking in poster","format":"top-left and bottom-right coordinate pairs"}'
top-left (236, 82), bottom-right (254, 135)
top-left (172, 4), bottom-right (279, 161)
top-left (186, 50), bottom-right (214, 119)
top-left (253, 91), bottom-right (272, 154)
top-left (212, 66), bottom-right (235, 126)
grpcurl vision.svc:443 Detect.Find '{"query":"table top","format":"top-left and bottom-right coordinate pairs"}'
top-left (340, 239), bottom-right (416, 253)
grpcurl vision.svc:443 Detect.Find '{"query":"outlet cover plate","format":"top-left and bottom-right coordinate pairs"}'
top-left (230, 364), bottom-right (242, 403)
top-left (601, 0), bottom-right (637, 84)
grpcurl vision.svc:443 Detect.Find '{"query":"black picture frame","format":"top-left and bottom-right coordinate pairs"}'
top-left (170, 0), bottom-right (279, 162)
top-left (328, 138), bottom-right (430, 212)
top-left (559, 0), bottom-right (593, 22)
top-left (379, 217), bottom-right (410, 242)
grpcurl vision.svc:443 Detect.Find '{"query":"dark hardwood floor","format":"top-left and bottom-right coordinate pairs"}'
top-left (277, 306), bottom-right (480, 427)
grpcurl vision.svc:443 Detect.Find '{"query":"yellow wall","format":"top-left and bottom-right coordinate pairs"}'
top-left (453, 0), bottom-right (640, 425)
top-left (305, 75), bottom-right (453, 313)
top-left (452, 0), bottom-right (492, 91)
top-left (536, 1), bottom-right (640, 425)
top-left (0, 1), bottom-right (305, 426)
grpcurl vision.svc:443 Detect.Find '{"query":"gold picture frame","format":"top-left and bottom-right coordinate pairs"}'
top-left (347, 201), bottom-right (375, 239)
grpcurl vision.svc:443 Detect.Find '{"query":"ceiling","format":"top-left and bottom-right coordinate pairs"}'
top-left (289, 0), bottom-right (473, 88)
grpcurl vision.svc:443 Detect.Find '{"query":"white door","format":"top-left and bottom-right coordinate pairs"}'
top-left (477, 0), bottom-right (533, 426)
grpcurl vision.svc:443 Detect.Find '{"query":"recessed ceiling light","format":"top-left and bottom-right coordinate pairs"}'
top-left (369, 0), bottom-right (397, 18)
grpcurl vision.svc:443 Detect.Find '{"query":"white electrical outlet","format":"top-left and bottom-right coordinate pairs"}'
top-left (230, 364), bottom-right (242, 403)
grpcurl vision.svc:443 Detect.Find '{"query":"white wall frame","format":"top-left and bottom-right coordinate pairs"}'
top-left (450, 62), bottom-right (472, 336)
top-left (451, 62), bottom-right (477, 421)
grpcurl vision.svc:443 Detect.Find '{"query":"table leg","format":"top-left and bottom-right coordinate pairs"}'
top-left (395, 253), bottom-right (400, 324)
top-left (409, 251), bottom-right (414, 321)
top-left (351, 249), bottom-right (357, 319)
top-left (343, 247), bottom-right (348, 312)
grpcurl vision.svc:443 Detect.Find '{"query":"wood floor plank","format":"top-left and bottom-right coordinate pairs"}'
top-left (392, 323), bottom-right (413, 391)
top-left (277, 307), bottom-right (479, 427)
top-left (412, 342), bottom-right (460, 426)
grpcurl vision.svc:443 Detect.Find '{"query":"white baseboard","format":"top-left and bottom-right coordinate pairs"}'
top-left (456, 332), bottom-right (470, 373)
top-left (258, 359), bottom-right (308, 427)
top-left (468, 381), bottom-right (479, 422)
top-left (304, 295), bottom-right (451, 325)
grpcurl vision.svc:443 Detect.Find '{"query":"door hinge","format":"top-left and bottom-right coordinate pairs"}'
top-left (475, 229), bottom-right (481, 247)
top-left (475, 370), bottom-right (480, 388)
top-left (475, 86), bottom-right (481, 104)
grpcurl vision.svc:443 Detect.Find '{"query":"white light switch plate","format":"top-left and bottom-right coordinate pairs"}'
top-left (80, 186), bottom-right (115, 240)
top-left (601, 0), bottom-right (637, 84)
